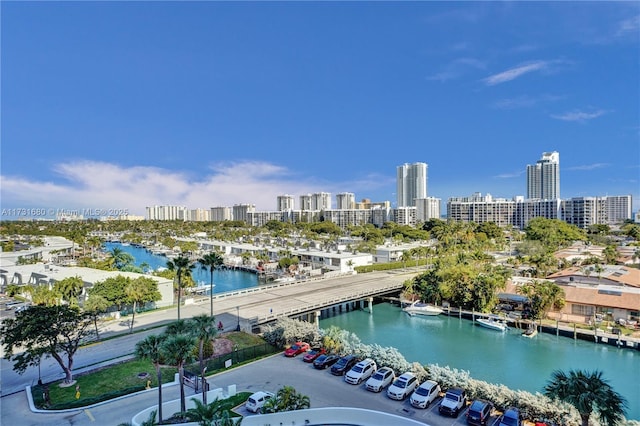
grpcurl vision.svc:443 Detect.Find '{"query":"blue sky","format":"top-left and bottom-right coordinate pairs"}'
top-left (2, 2), bottom-right (639, 218)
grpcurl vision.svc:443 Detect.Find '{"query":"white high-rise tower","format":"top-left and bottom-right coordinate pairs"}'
top-left (527, 151), bottom-right (560, 200)
top-left (396, 162), bottom-right (427, 207)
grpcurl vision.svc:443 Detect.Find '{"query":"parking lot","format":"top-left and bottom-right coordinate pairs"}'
top-left (207, 353), bottom-right (505, 426)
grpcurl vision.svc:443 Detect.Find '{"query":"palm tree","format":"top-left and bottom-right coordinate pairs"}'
top-left (125, 279), bottom-right (146, 333)
top-left (544, 369), bottom-right (627, 426)
top-left (166, 255), bottom-right (195, 321)
top-left (262, 385), bottom-right (310, 413)
top-left (108, 247), bottom-right (135, 270)
top-left (190, 314), bottom-right (218, 393)
top-left (181, 398), bottom-right (238, 426)
top-left (83, 294), bottom-right (110, 339)
top-left (135, 336), bottom-right (166, 424)
top-left (198, 252), bottom-right (224, 317)
top-left (53, 276), bottom-right (85, 306)
top-left (161, 334), bottom-right (196, 413)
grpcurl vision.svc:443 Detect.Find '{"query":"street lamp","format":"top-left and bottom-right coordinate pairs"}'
top-left (201, 367), bottom-right (208, 405)
top-left (236, 306), bottom-right (241, 332)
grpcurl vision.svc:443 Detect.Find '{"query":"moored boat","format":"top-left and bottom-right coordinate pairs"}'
top-left (522, 324), bottom-right (538, 338)
top-left (403, 300), bottom-right (443, 317)
top-left (475, 315), bottom-right (509, 332)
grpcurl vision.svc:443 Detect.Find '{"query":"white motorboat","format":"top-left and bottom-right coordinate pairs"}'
top-left (475, 316), bottom-right (509, 332)
top-left (403, 300), bottom-right (443, 317)
top-left (522, 324), bottom-right (538, 338)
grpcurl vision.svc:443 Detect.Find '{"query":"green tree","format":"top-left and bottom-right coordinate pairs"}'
top-left (544, 369), bottom-right (627, 426)
top-left (517, 280), bottom-right (566, 320)
top-left (261, 385), bottom-right (310, 413)
top-left (53, 276), bottom-right (84, 306)
top-left (83, 294), bottom-right (110, 339)
top-left (90, 275), bottom-right (131, 310)
top-left (181, 398), bottom-right (238, 426)
top-left (161, 334), bottom-right (196, 413)
top-left (190, 314), bottom-right (217, 385)
top-left (126, 277), bottom-right (161, 333)
top-left (199, 252), bottom-right (224, 317)
top-left (135, 335), bottom-right (167, 424)
top-left (108, 247), bottom-right (135, 270)
top-left (166, 255), bottom-right (195, 321)
top-left (0, 305), bottom-right (93, 384)
top-left (26, 285), bottom-right (60, 307)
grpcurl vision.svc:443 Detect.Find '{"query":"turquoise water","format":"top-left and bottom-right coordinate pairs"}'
top-left (102, 242), bottom-right (259, 293)
top-left (104, 243), bottom-right (639, 418)
top-left (320, 303), bottom-right (640, 419)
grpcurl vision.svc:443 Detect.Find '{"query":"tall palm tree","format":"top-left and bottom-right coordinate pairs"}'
top-left (166, 255), bottom-right (195, 321)
top-left (161, 334), bottom-right (196, 414)
top-left (108, 247), bottom-right (135, 270)
top-left (544, 369), bottom-right (627, 426)
top-left (198, 252), bottom-right (224, 317)
top-left (53, 276), bottom-right (84, 306)
top-left (190, 314), bottom-right (218, 394)
top-left (135, 335), bottom-right (167, 424)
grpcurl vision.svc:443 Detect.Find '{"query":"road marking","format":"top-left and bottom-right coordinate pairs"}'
top-left (84, 409), bottom-right (95, 422)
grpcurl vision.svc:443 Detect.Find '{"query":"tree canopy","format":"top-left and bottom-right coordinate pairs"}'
top-left (0, 305), bottom-right (94, 384)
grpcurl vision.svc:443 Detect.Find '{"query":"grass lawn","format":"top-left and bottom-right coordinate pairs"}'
top-left (31, 358), bottom-right (177, 410)
top-left (31, 332), bottom-right (269, 410)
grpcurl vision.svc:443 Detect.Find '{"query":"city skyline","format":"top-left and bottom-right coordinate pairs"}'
top-left (2, 2), bottom-right (638, 218)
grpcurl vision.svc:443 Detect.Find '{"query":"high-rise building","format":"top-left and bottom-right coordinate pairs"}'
top-left (397, 162), bottom-right (427, 207)
top-left (527, 151), bottom-right (560, 200)
top-left (232, 204), bottom-right (256, 223)
top-left (311, 192), bottom-right (332, 210)
top-left (336, 192), bottom-right (356, 210)
top-left (299, 194), bottom-right (312, 211)
top-left (415, 197), bottom-right (441, 222)
top-left (210, 206), bottom-right (232, 222)
top-left (277, 195), bottom-right (295, 211)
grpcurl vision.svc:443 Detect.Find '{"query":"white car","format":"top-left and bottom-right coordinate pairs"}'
top-left (410, 379), bottom-right (441, 408)
top-left (245, 391), bottom-right (274, 413)
top-left (386, 372), bottom-right (419, 400)
top-left (344, 358), bottom-right (377, 385)
top-left (366, 366), bottom-right (395, 392)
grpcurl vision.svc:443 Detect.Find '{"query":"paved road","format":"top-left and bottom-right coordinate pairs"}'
top-left (1, 271), bottom-right (413, 396)
top-left (1, 354), bottom-right (504, 426)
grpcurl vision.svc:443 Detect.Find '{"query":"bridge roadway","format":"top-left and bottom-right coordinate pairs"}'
top-left (183, 269), bottom-right (416, 330)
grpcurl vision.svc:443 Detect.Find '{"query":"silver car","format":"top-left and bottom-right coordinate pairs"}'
top-left (365, 366), bottom-right (395, 392)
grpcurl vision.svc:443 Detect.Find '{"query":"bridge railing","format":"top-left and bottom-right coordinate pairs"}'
top-left (250, 281), bottom-right (403, 324)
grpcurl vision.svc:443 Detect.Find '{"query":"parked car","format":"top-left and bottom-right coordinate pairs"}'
top-left (245, 391), bottom-right (274, 413)
top-left (410, 379), bottom-right (441, 409)
top-left (466, 399), bottom-right (493, 426)
top-left (365, 366), bottom-right (395, 392)
top-left (284, 342), bottom-right (310, 357)
top-left (438, 388), bottom-right (468, 417)
top-left (330, 354), bottom-right (359, 376)
top-left (313, 354), bottom-right (340, 370)
top-left (498, 407), bottom-right (521, 426)
top-left (303, 347), bottom-right (326, 363)
top-left (386, 372), bottom-right (419, 400)
top-left (344, 358), bottom-right (377, 385)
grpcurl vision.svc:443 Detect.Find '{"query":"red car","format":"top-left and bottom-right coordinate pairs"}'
top-left (303, 347), bottom-right (326, 363)
top-left (284, 341), bottom-right (310, 357)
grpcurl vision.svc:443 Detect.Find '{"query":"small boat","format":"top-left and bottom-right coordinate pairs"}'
top-left (522, 324), bottom-right (538, 338)
top-left (476, 315), bottom-right (509, 332)
top-left (403, 300), bottom-right (443, 317)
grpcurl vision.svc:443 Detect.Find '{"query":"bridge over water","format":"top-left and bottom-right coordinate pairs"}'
top-left (184, 270), bottom-right (416, 331)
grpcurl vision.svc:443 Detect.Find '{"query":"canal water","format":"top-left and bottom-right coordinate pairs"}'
top-left (320, 303), bottom-right (640, 420)
top-left (102, 242), bottom-right (259, 294)
top-left (105, 242), bottom-right (639, 419)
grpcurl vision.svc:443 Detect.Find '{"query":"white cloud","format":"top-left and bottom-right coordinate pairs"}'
top-left (492, 94), bottom-right (565, 109)
top-left (494, 170), bottom-right (524, 179)
top-left (1, 160), bottom-right (373, 216)
top-left (483, 61), bottom-right (548, 86)
top-left (566, 163), bottom-right (610, 171)
top-left (551, 109), bottom-right (607, 122)
top-left (427, 57), bottom-right (486, 82)
top-left (617, 15), bottom-right (640, 36)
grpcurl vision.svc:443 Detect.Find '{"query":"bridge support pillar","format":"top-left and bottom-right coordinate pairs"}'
top-left (315, 311), bottom-right (321, 329)
top-left (368, 297), bottom-right (373, 314)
